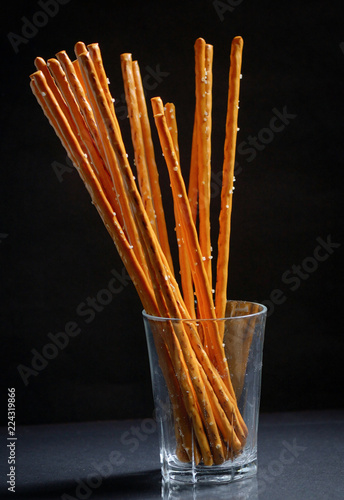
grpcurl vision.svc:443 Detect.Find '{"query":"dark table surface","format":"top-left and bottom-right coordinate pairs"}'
top-left (1, 410), bottom-right (343, 500)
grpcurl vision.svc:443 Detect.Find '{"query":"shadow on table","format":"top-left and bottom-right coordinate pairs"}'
top-left (2, 470), bottom-right (258, 499)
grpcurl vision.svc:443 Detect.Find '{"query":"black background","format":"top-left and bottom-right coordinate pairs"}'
top-left (1, 0), bottom-right (343, 426)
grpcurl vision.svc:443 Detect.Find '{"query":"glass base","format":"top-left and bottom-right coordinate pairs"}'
top-left (162, 457), bottom-right (257, 484)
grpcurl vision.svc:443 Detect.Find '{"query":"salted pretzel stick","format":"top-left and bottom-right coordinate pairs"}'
top-left (132, 61), bottom-right (174, 275)
top-left (72, 59), bottom-right (86, 93)
top-left (120, 53), bottom-right (157, 234)
top-left (152, 105), bottom-right (233, 391)
top-left (34, 57), bottom-right (82, 147)
top-left (188, 112), bottom-right (198, 226)
top-left (54, 52), bottom-right (107, 164)
top-left (195, 38), bottom-right (212, 285)
top-left (165, 103), bottom-right (195, 318)
top-left (75, 51), bottom-right (150, 279)
top-left (148, 319), bottom-right (201, 463)
top-left (87, 43), bottom-right (116, 117)
top-left (30, 79), bottom-right (76, 175)
top-left (47, 57), bottom-right (122, 223)
top-left (47, 58), bottom-right (102, 164)
top-left (215, 37), bottom-right (243, 321)
top-left (80, 43), bottom-right (125, 150)
top-left (78, 53), bottom-right (229, 463)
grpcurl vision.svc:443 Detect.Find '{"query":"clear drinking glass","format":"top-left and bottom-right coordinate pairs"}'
top-left (142, 300), bottom-right (267, 484)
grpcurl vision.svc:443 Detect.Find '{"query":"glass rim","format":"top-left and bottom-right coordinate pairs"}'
top-left (142, 300), bottom-right (267, 322)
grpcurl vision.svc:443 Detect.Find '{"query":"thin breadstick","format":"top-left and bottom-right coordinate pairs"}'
top-left (152, 106), bottom-right (233, 392)
top-left (215, 36), bottom-right (243, 321)
top-left (75, 51), bottom-right (150, 278)
top-left (87, 43), bottom-right (116, 117)
top-left (132, 60), bottom-right (174, 275)
top-left (120, 53), bottom-right (157, 234)
top-left (47, 56), bottom-right (122, 223)
top-left (165, 103), bottom-right (180, 162)
top-left (54, 52), bottom-right (106, 161)
top-left (30, 78), bottom-right (76, 175)
top-left (165, 103), bottom-right (195, 318)
top-left (83, 43), bottom-right (125, 148)
top-left (34, 57), bottom-right (82, 147)
top-left (188, 112), bottom-right (198, 226)
top-left (72, 59), bottom-right (86, 93)
top-left (195, 38), bottom-right (212, 285)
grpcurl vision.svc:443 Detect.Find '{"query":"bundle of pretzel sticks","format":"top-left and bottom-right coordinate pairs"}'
top-left (30, 36), bottom-right (245, 465)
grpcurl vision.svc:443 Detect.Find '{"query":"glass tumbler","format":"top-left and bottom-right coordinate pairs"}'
top-left (142, 300), bottom-right (267, 484)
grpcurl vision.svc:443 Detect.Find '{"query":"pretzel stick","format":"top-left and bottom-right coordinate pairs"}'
top-left (132, 61), bottom-right (174, 275)
top-left (54, 52), bottom-right (108, 169)
top-left (78, 43), bottom-right (125, 151)
top-left (188, 112), bottom-right (198, 226)
top-left (46, 58), bottom-right (102, 165)
top-left (195, 38), bottom-right (212, 285)
top-left (30, 78), bottom-right (76, 175)
top-left (152, 105), bottom-right (233, 389)
top-left (165, 103), bottom-right (195, 318)
top-left (120, 53), bottom-right (157, 234)
top-left (75, 51), bottom-right (150, 278)
top-left (215, 36), bottom-right (243, 321)
top-left (87, 43), bottom-right (116, 117)
top-left (47, 57), bottom-right (122, 223)
top-left (34, 57), bottom-right (82, 147)
top-left (72, 59), bottom-right (86, 93)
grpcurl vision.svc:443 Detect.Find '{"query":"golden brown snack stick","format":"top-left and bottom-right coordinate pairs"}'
top-left (72, 59), bottom-right (86, 93)
top-left (34, 57), bottom-right (82, 148)
top-left (152, 106), bottom-right (233, 392)
top-left (132, 61), bottom-right (174, 275)
top-left (50, 54), bottom-right (121, 223)
top-left (165, 103), bottom-right (195, 318)
top-left (188, 111), bottom-right (198, 226)
top-left (215, 37), bottom-right (243, 320)
top-left (195, 38), bottom-right (212, 285)
top-left (87, 43), bottom-right (116, 117)
top-left (120, 53), bottom-right (157, 234)
top-left (76, 51), bottom-right (150, 277)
